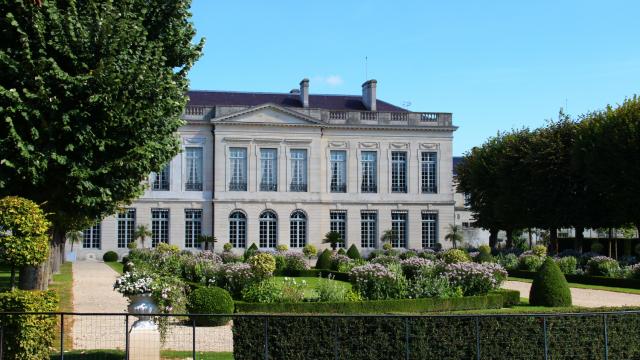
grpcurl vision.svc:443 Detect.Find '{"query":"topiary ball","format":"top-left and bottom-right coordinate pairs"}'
top-left (187, 286), bottom-right (234, 326)
top-left (315, 249), bottom-right (333, 270)
top-left (103, 251), bottom-right (118, 262)
top-left (346, 244), bottom-right (361, 260)
top-left (529, 257), bottom-right (572, 307)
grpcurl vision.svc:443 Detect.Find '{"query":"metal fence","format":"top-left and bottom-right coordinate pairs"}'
top-left (2, 311), bottom-right (640, 359)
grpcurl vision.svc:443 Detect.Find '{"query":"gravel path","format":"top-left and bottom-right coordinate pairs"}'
top-left (502, 280), bottom-right (640, 307)
top-left (71, 260), bottom-right (233, 352)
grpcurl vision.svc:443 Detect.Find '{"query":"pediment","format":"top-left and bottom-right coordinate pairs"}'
top-left (212, 104), bottom-right (321, 126)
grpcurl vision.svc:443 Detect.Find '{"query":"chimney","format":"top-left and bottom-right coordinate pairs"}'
top-left (299, 78), bottom-right (309, 108)
top-left (361, 79), bottom-right (377, 111)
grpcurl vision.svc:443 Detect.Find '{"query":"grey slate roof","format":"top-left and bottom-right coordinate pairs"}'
top-left (187, 90), bottom-right (408, 112)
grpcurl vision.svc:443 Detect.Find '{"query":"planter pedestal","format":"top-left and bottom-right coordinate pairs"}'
top-left (128, 294), bottom-right (160, 360)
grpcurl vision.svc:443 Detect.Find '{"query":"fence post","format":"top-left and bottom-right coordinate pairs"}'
top-left (475, 316), bottom-right (481, 360)
top-left (543, 316), bottom-right (549, 360)
top-left (60, 314), bottom-right (64, 360)
top-left (603, 314), bottom-right (609, 360)
top-left (125, 314), bottom-right (129, 360)
top-left (263, 317), bottom-right (269, 360)
top-left (405, 317), bottom-right (410, 360)
top-left (192, 318), bottom-right (196, 360)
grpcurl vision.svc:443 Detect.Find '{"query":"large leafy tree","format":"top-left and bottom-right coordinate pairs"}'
top-left (0, 0), bottom-right (203, 289)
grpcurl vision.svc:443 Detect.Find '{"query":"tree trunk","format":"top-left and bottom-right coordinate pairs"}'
top-left (574, 226), bottom-right (584, 252)
top-left (528, 228), bottom-right (533, 249)
top-left (19, 260), bottom-right (49, 290)
top-left (549, 228), bottom-right (558, 255)
top-left (505, 229), bottom-right (513, 249)
top-left (608, 228), bottom-right (613, 257)
top-left (489, 228), bottom-right (498, 249)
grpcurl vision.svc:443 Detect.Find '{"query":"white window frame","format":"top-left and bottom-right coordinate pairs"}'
top-left (259, 210), bottom-right (278, 248)
top-left (391, 151), bottom-right (408, 193)
top-left (229, 147), bottom-right (248, 191)
top-left (289, 148), bottom-right (308, 192)
top-left (185, 147), bottom-right (203, 191)
top-left (184, 209), bottom-right (202, 248)
top-left (229, 211), bottom-right (247, 248)
top-left (117, 209), bottom-right (136, 248)
top-left (151, 164), bottom-right (170, 191)
top-left (259, 148), bottom-right (278, 192)
top-left (420, 151), bottom-right (438, 194)
top-left (360, 210), bottom-right (378, 248)
top-left (391, 210), bottom-right (408, 248)
top-left (330, 150), bottom-right (347, 193)
top-left (359, 151), bottom-right (378, 193)
top-left (421, 211), bottom-right (438, 249)
top-left (82, 223), bottom-right (101, 249)
top-left (290, 210), bottom-right (307, 248)
top-left (330, 210), bottom-right (347, 248)
top-left (151, 209), bottom-right (170, 247)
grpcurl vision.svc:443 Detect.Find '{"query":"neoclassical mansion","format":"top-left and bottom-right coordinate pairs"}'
top-left (71, 79), bottom-right (457, 259)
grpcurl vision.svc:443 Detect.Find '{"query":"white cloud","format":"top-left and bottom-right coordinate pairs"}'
top-left (313, 75), bottom-right (344, 87)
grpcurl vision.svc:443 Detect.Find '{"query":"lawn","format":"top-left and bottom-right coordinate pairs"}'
top-left (105, 261), bottom-right (124, 275)
top-left (51, 350), bottom-right (233, 359)
top-left (50, 262), bottom-right (74, 350)
top-left (509, 276), bottom-right (640, 295)
top-left (272, 276), bottom-right (351, 299)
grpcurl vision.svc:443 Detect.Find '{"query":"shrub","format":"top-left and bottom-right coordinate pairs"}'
top-left (303, 244), bottom-right (318, 259)
top-left (284, 252), bottom-right (310, 274)
top-left (440, 249), bottom-right (471, 264)
top-left (518, 254), bottom-right (544, 272)
top-left (276, 244), bottom-right (289, 252)
top-left (368, 249), bottom-right (385, 260)
top-left (529, 258), bottom-right (572, 307)
top-left (382, 242), bottom-right (393, 251)
top-left (220, 251), bottom-right (242, 264)
top-left (400, 257), bottom-right (435, 280)
top-left (280, 277), bottom-right (307, 303)
top-left (370, 255), bottom-right (400, 267)
top-left (337, 258), bottom-right (366, 273)
top-left (220, 263), bottom-right (255, 298)
top-left (443, 262), bottom-right (507, 296)
top-left (331, 253), bottom-right (352, 271)
top-left (156, 242), bottom-right (180, 255)
top-left (407, 270), bottom-right (460, 299)
top-left (346, 244), bottom-right (361, 260)
top-left (337, 248), bottom-right (347, 255)
top-left (248, 252), bottom-right (276, 279)
top-left (103, 250), bottom-right (119, 262)
top-left (187, 287), bottom-right (234, 326)
top-left (0, 290), bottom-right (58, 360)
top-left (476, 246), bottom-right (493, 263)
top-left (586, 256), bottom-right (621, 277)
top-left (241, 279), bottom-right (282, 303)
top-left (314, 274), bottom-right (350, 302)
top-left (478, 245), bottom-right (491, 254)
top-left (273, 253), bottom-right (287, 275)
top-left (127, 241), bottom-right (138, 250)
top-left (591, 242), bottom-right (604, 254)
top-left (496, 253), bottom-right (518, 270)
top-left (555, 256), bottom-right (577, 275)
top-left (223, 242), bottom-right (233, 252)
top-left (244, 243), bottom-right (259, 260)
top-left (417, 249), bottom-right (437, 260)
top-left (316, 249), bottom-right (333, 270)
top-left (349, 263), bottom-right (407, 300)
top-left (399, 250), bottom-right (417, 260)
top-left (532, 245), bottom-right (547, 257)
top-left (627, 263), bottom-right (640, 280)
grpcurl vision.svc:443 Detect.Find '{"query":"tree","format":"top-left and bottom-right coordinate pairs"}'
top-left (0, 1), bottom-right (203, 289)
top-left (66, 231), bottom-right (83, 252)
top-left (380, 229), bottom-right (396, 248)
top-left (322, 231), bottom-right (343, 251)
top-left (444, 224), bottom-right (463, 249)
top-left (134, 225), bottom-right (152, 249)
top-left (198, 235), bottom-right (217, 251)
top-left (0, 196), bottom-right (50, 289)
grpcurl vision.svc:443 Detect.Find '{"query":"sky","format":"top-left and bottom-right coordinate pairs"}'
top-left (187, 0), bottom-right (640, 156)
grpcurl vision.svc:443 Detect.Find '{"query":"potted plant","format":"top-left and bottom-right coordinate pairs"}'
top-left (114, 269), bottom-right (157, 329)
top-left (66, 230), bottom-right (83, 262)
top-left (134, 224), bottom-right (152, 249)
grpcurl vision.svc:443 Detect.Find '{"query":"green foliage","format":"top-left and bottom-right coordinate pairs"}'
top-left (127, 241), bottom-right (138, 250)
top-left (399, 250), bottom-right (417, 260)
top-left (315, 249), bottom-right (333, 270)
top-left (302, 244), bottom-right (317, 259)
top-left (382, 242), bottom-right (393, 251)
top-left (440, 249), bottom-right (471, 264)
top-left (496, 253), bottom-right (519, 270)
top-left (187, 287), bottom-right (234, 326)
top-left (241, 279), bottom-right (281, 304)
top-left (591, 242), bottom-right (605, 254)
top-left (530, 258), bottom-right (572, 307)
top-left (337, 248), bottom-right (346, 255)
top-left (444, 224), bottom-right (463, 248)
top-left (244, 243), bottom-right (259, 261)
top-left (586, 256), bottom-right (621, 277)
top-left (276, 244), bottom-right (289, 252)
top-left (0, 197), bottom-right (50, 282)
top-left (314, 274), bottom-right (350, 302)
top-left (555, 256), bottom-right (578, 275)
top-left (223, 243), bottom-right (233, 252)
top-left (134, 225), bottom-right (152, 249)
top-left (476, 248), bottom-right (494, 263)
top-left (346, 244), bottom-right (361, 260)
top-left (532, 245), bottom-right (547, 257)
top-left (0, 0), bottom-right (203, 234)
top-left (247, 253), bottom-right (276, 279)
top-left (102, 251), bottom-right (118, 262)
top-left (323, 231), bottom-right (344, 250)
top-left (0, 290), bottom-right (58, 360)
top-left (518, 255), bottom-right (545, 272)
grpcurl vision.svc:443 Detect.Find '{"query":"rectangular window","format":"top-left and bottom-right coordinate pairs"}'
top-left (152, 164), bottom-right (170, 191)
top-left (82, 223), bottom-right (101, 249)
top-left (391, 151), bottom-right (407, 193)
top-left (421, 212), bottom-right (437, 249)
top-left (361, 151), bottom-right (377, 193)
top-left (330, 210), bottom-right (347, 248)
top-left (185, 147), bottom-right (203, 191)
top-left (229, 147), bottom-right (247, 191)
top-left (330, 150), bottom-right (347, 193)
top-left (391, 211), bottom-right (408, 248)
top-left (260, 148), bottom-right (277, 191)
top-left (420, 152), bottom-right (437, 193)
top-left (360, 210), bottom-right (377, 248)
top-left (117, 209), bottom-right (136, 248)
top-left (290, 149), bottom-right (307, 192)
top-left (185, 209), bottom-right (202, 248)
top-left (151, 209), bottom-right (169, 247)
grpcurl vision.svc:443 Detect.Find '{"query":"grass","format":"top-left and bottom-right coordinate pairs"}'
top-left (105, 261), bottom-right (124, 275)
top-left (50, 262), bottom-right (74, 350)
top-left (509, 276), bottom-right (640, 295)
top-left (272, 276), bottom-right (351, 299)
top-left (50, 350), bottom-right (233, 359)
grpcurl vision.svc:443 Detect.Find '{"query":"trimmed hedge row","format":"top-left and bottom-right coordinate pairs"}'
top-left (509, 269), bottom-right (640, 289)
top-left (0, 290), bottom-right (59, 360)
top-left (298, 269), bottom-right (350, 282)
top-left (235, 290), bottom-right (519, 314)
top-left (233, 310), bottom-right (640, 359)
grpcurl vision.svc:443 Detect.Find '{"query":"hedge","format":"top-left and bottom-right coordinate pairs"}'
top-left (235, 290), bottom-right (518, 314)
top-left (509, 269), bottom-right (640, 289)
top-left (298, 269), bottom-right (350, 282)
top-left (0, 290), bottom-right (59, 360)
top-left (232, 310), bottom-right (640, 359)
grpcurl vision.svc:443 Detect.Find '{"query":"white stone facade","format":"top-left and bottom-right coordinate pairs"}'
top-left (70, 82), bottom-right (457, 259)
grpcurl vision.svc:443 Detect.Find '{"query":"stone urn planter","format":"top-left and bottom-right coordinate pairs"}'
top-left (128, 293), bottom-right (158, 330)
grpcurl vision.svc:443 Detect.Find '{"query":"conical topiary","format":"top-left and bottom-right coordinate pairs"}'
top-left (529, 257), bottom-right (572, 307)
top-left (244, 243), bottom-right (259, 261)
top-left (346, 244), bottom-right (361, 260)
top-left (315, 249), bottom-right (333, 270)
top-left (337, 248), bottom-right (346, 255)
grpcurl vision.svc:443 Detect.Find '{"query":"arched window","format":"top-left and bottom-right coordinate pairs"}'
top-left (259, 211), bottom-right (277, 248)
top-left (229, 211), bottom-right (247, 248)
top-left (290, 210), bottom-right (307, 248)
